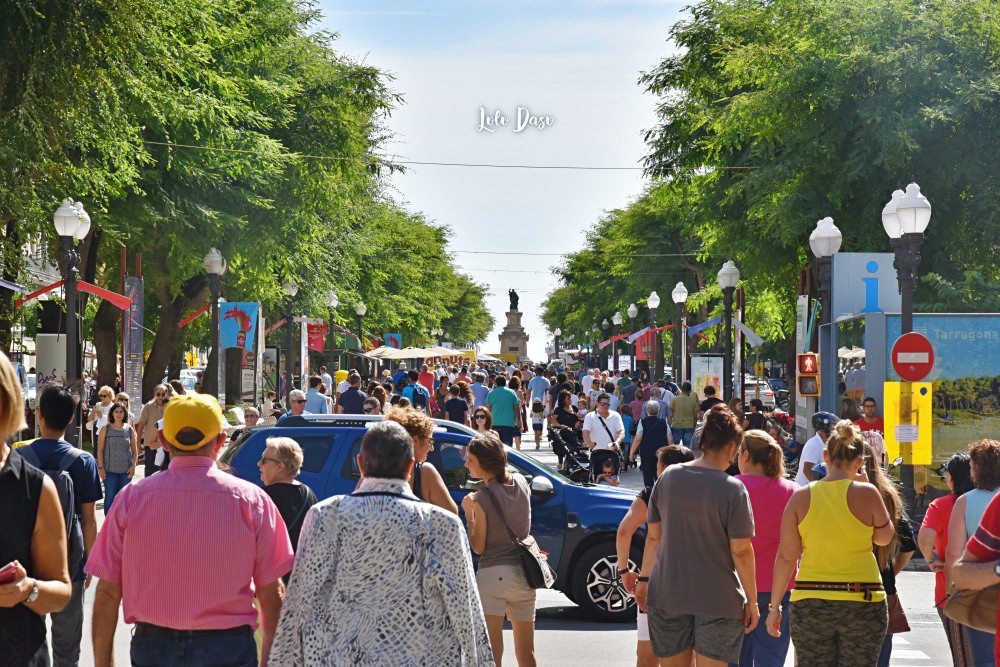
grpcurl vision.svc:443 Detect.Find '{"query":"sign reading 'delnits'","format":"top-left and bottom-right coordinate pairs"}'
top-left (477, 107), bottom-right (554, 133)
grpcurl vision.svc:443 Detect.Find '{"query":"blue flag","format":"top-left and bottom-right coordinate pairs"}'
top-left (687, 316), bottom-right (722, 338)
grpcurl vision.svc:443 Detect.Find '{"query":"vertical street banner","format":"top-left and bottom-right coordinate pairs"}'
top-left (220, 303), bottom-right (260, 350)
top-left (307, 324), bottom-right (328, 352)
top-left (123, 277), bottom-right (144, 402)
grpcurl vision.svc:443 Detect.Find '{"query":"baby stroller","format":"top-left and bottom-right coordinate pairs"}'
top-left (550, 427), bottom-right (591, 483)
top-left (588, 448), bottom-right (622, 485)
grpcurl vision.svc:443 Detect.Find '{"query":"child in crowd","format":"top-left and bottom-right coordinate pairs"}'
top-left (530, 398), bottom-right (547, 450)
top-left (595, 458), bottom-right (619, 486)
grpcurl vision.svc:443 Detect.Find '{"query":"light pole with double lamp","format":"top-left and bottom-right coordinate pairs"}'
top-left (553, 328), bottom-right (561, 361)
top-left (647, 291), bottom-right (660, 380)
top-left (282, 281), bottom-right (298, 407)
top-left (718, 261), bottom-right (740, 402)
top-left (672, 282), bottom-right (688, 386)
top-left (203, 248), bottom-right (227, 402)
top-left (882, 183), bottom-right (932, 496)
top-left (355, 301), bottom-right (367, 374)
top-left (627, 303), bottom-right (638, 375)
top-left (53, 198), bottom-right (91, 442)
top-left (327, 291), bottom-right (339, 371)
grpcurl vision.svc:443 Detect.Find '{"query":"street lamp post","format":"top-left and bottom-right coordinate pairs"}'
top-left (553, 328), bottom-right (561, 361)
top-left (327, 291), bottom-right (339, 371)
top-left (282, 282), bottom-right (298, 407)
top-left (647, 292), bottom-right (660, 381)
top-left (883, 184), bottom-right (932, 335)
top-left (883, 183), bottom-right (932, 497)
top-left (355, 301), bottom-right (367, 374)
top-left (203, 248), bottom-right (227, 403)
top-left (612, 311), bottom-right (622, 374)
top-left (53, 198), bottom-right (90, 443)
top-left (671, 282), bottom-right (689, 386)
top-left (627, 303), bottom-right (638, 376)
top-left (718, 261), bottom-right (740, 402)
top-left (602, 318), bottom-right (610, 371)
top-left (810, 217), bottom-right (843, 326)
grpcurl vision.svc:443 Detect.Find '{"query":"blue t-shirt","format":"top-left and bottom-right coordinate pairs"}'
top-left (277, 410), bottom-right (313, 424)
top-left (304, 388), bottom-right (329, 414)
top-left (471, 382), bottom-right (489, 408)
top-left (402, 383), bottom-right (430, 411)
top-left (486, 387), bottom-right (520, 427)
top-left (528, 375), bottom-right (550, 403)
top-left (24, 438), bottom-right (103, 581)
top-left (392, 370), bottom-right (409, 387)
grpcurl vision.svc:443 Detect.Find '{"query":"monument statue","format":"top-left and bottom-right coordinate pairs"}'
top-left (508, 288), bottom-right (519, 311)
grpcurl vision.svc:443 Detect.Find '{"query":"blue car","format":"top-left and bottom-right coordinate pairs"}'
top-left (219, 414), bottom-right (644, 621)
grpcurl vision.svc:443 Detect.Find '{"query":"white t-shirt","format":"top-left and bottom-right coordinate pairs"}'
top-left (795, 433), bottom-right (826, 486)
top-left (336, 379), bottom-right (350, 395)
top-left (531, 407), bottom-right (548, 427)
top-left (320, 372), bottom-right (333, 395)
top-left (582, 410), bottom-right (625, 450)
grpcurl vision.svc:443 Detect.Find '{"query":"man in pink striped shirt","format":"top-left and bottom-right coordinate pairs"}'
top-left (87, 393), bottom-right (294, 667)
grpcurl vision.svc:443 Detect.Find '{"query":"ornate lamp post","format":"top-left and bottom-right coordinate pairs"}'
top-left (718, 261), bottom-right (740, 401)
top-left (671, 282), bottom-right (689, 386)
top-left (882, 183), bottom-right (932, 497)
top-left (327, 291), bottom-right (339, 371)
top-left (203, 248), bottom-right (227, 401)
top-left (355, 301), bottom-right (367, 373)
top-left (553, 327), bottom-right (561, 360)
top-left (53, 198), bottom-right (90, 442)
top-left (883, 184), bottom-right (932, 335)
top-left (627, 303), bottom-right (638, 375)
top-left (602, 318), bottom-right (610, 370)
top-left (809, 217), bottom-right (843, 326)
top-left (647, 291), bottom-right (661, 380)
top-left (282, 281), bottom-right (298, 407)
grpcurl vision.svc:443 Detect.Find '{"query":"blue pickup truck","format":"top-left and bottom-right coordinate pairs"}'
top-left (219, 414), bottom-right (643, 621)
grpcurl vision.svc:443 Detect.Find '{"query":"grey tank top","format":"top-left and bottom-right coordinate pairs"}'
top-left (478, 473), bottom-right (531, 569)
top-left (102, 426), bottom-right (134, 474)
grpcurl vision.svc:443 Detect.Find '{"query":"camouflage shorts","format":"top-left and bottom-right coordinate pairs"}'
top-left (790, 598), bottom-right (887, 667)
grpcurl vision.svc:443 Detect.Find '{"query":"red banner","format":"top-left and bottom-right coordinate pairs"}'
top-left (307, 323), bottom-right (329, 352)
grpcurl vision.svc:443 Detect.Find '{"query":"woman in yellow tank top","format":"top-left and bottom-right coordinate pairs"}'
top-left (766, 420), bottom-right (895, 666)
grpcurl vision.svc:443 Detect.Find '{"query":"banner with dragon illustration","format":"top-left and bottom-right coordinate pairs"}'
top-left (220, 303), bottom-right (260, 351)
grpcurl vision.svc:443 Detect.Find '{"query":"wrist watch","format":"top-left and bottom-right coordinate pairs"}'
top-left (24, 579), bottom-right (39, 604)
top-left (993, 560), bottom-right (1000, 579)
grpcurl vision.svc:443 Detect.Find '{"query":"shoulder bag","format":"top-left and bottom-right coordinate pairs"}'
top-left (479, 485), bottom-right (556, 589)
top-left (597, 414), bottom-right (620, 451)
top-left (943, 582), bottom-right (1000, 633)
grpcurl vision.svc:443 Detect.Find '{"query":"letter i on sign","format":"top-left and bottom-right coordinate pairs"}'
top-left (861, 261), bottom-right (883, 314)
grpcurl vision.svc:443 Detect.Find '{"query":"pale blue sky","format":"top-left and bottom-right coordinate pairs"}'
top-left (315, 0), bottom-right (686, 358)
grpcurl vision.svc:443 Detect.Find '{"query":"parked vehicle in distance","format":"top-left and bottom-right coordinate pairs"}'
top-left (742, 378), bottom-right (776, 410)
top-left (220, 414), bottom-right (643, 622)
top-left (26, 374), bottom-right (36, 409)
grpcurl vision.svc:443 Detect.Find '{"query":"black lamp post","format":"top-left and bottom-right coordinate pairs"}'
top-left (882, 183), bottom-right (932, 496)
top-left (553, 328), bottom-right (561, 360)
top-left (282, 281), bottom-right (297, 407)
top-left (647, 292), bottom-right (660, 380)
top-left (203, 248), bottom-right (226, 402)
top-left (627, 303), bottom-right (638, 375)
top-left (671, 282), bottom-right (688, 385)
top-left (611, 311), bottom-right (622, 374)
top-left (718, 261), bottom-right (740, 402)
top-left (53, 198), bottom-right (90, 443)
top-left (602, 318), bottom-right (610, 371)
top-left (355, 301), bottom-right (367, 374)
top-left (327, 291), bottom-right (339, 371)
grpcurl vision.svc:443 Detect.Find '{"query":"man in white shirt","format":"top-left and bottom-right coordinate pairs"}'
top-left (794, 412), bottom-right (837, 485)
top-left (319, 365), bottom-right (334, 396)
top-left (582, 393), bottom-right (625, 451)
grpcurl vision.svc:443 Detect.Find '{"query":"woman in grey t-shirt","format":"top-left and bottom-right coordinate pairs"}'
top-left (635, 404), bottom-right (758, 665)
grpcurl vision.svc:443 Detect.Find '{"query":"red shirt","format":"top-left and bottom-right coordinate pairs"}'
top-left (964, 492), bottom-right (1000, 662)
top-left (418, 371), bottom-right (436, 395)
top-left (919, 493), bottom-right (956, 606)
top-left (854, 416), bottom-right (885, 437)
top-left (86, 456), bottom-right (293, 630)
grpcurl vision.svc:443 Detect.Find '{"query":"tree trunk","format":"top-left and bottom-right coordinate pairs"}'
top-left (0, 212), bottom-right (24, 356)
top-left (92, 299), bottom-right (119, 393)
top-left (167, 346), bottom-right (183, 383)
top-left (143, 273), bottom-right (207, 402)
top-left (203, 346), bottom-right (219, 396)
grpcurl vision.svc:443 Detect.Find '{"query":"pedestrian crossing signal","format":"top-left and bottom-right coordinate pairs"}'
top-left (798, 375), bottom-right (820, 397)
top-left (797, 353), bottom-right (819, 375)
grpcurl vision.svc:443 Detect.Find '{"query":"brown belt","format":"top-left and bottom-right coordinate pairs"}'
top-left (134, 623), bottom-right (253, 639)
top-left (795, 581), bottom-right (884, 601)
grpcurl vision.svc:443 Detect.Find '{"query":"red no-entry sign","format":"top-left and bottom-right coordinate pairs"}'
top-left (891, 332), bottom-right (935, 382)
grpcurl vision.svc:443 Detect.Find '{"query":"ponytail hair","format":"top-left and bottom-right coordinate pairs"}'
top-left (699, 404), bottom-right (743, 454)
top-left (826, 419), bottom-right (864, 463)
top-left (741, 429), bottom-right (785, 479)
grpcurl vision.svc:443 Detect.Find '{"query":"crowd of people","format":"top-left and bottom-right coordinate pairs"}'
top-left (4, 348), bottom-right (1000, 666)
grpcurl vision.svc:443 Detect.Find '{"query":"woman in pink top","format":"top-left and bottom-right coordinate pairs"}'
top-left (735, 430), bottom-right (798, 667)
top-left (629, 389), bottom-right (646, 422)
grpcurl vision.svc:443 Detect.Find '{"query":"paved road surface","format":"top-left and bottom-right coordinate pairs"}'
top-left (74, 433), bottom-right (952, 665)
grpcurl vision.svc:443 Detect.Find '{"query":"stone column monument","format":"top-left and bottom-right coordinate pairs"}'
top-left (499, 289), bottom-right (530, 362)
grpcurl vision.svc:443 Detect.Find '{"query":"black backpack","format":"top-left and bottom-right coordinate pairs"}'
top-left (18, 447), bottom-right (87, 579)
